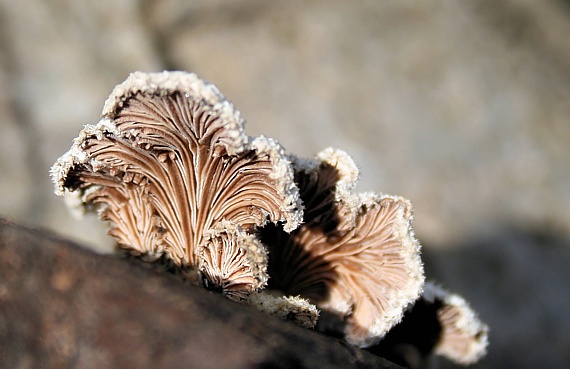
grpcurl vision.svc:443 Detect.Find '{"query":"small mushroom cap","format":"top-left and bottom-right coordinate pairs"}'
top-left (321, 194), bottom-right (424, 347)
top-left (263, 148), bottom-right (425, 347)
top-left (246, 291), bottom-right (320, 329)
top-left (51, 71), bottom-right (302, 268)
top-left (423, 282), bottom-right (489, 365)
top-left (90, 182), bottom-right (166, 262)
top-left (198, 221), bottom-right (269, 301)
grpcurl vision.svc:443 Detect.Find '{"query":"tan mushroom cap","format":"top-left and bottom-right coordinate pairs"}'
top-left (264, 148), bottom-right (425, 347)
top-left (423, 282), bottom-right (489, 365)
top-left (324, 194), bottom-right (424, 347)
top-left (198, 221), bottom-right (269, 301)
top-left (87, 181), bottom-right (166, 262)
top-left (51, 71), bottom-right (303, 274)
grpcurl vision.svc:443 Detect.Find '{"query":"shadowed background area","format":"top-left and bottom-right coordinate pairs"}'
top-left (0, 1), bottom-right (569, 368)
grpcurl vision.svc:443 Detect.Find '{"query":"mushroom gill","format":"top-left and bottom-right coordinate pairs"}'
top-left (262, 148), bottom-right (425, 347)
top-left (51, 71), bottom-right (303, 285)
top-left (324, 195), bottom-right (424, 347)
top-left (198, 221), bottom-right (269, 301)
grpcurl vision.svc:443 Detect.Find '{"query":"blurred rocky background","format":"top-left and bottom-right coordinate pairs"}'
top-left (0, 0), bottom-right (569, 368)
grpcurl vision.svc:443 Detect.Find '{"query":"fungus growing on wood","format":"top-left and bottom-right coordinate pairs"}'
top-left (247, 291), bottom-right (320, 329)
top-left (51, 71), bottom-right (487, 363)
top-left (261, 148), bottom-right (425, 347)
top-left (51, 71), bottom-right (303, 294)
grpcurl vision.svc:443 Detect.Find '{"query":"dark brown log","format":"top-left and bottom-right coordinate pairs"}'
top-left (0, 217), bottom-right (401, 369)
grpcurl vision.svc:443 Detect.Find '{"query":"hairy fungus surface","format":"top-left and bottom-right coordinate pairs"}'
top-left (262, 148), bottom-right (425, 347)
top-left (51, 71), bottom-right (302, 292)
top-left (247, 291), bottom-right (320, 329)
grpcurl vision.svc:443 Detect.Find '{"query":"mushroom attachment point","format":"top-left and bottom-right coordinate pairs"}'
top-left (247, 291), bottom-right (320, 329)
top-left (51, 71), bottom-right (302, 285)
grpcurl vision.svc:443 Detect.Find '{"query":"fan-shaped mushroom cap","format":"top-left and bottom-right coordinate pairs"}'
top-left (51, 71), bottom-right (303, 271)
top-left (198, 221), bottom-right (269, 301)
top-left (324, 194), bottom-right (424, 347)
top-left (263, 148), bottom-right (425, 347)
top-left (423, 282), bottom-right (489, 365)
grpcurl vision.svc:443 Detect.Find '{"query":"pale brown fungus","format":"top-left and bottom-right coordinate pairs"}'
top-left (263, 148), bottom-right (425, 347)
top-left (424, 282), bottom-right (489, 365)
top-left (368, 281), bottom-right (488, 367)
top-left (198, 221), bottom-right (269, 301)
top-left (51, 71), bottom-right (303, 293)
top-left (51, 72), bottom-right (487, 355)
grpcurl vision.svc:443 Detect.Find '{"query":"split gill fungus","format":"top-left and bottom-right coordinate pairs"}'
top-left (261, 148), bottom-right (425, 347)
top-left (52, 71), bottom-right (302, 299)
top-left (51, 71), bottom-right (488, 364)
top-left (368, 281), bottom-right (489, 367)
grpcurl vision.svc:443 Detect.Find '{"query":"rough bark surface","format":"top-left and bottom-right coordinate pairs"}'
top-left (0, 217), bottom-right (401, 369)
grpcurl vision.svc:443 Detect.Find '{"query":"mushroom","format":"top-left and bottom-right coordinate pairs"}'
top-left (51, 71), bottom-right (487, 352)
top-left (246, 291), bottom-right (320, 329)
top-left (198, 221), bottom-right (269, 301)
top-left (261, 148), bottom-right (425, 347)
top-left (368, 281), bottom-right (488, 367)
top-left (425, 282), bottom-right (489, 365)
top-left (51, 71), bottom-right (303, 295)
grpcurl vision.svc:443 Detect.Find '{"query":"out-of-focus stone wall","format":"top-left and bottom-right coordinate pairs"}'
top-left (1, 1), bottom-right (569, 368)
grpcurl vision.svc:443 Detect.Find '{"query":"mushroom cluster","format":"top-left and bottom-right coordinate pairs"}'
top-left (51, 71), bottom-right (488, 366)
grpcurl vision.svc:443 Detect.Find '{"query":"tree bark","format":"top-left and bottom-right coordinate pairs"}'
top-left (0, 218), bottom-right (401, 369)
